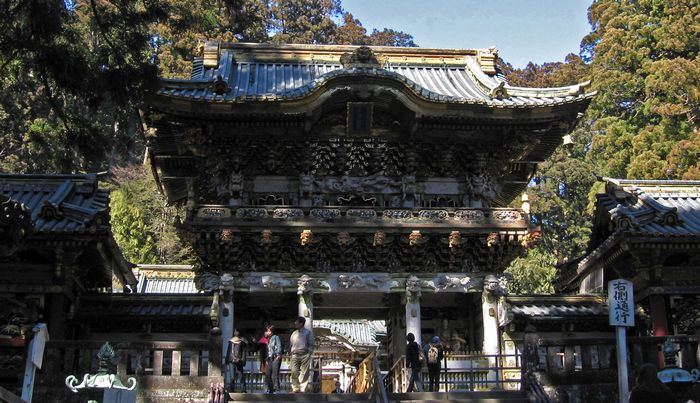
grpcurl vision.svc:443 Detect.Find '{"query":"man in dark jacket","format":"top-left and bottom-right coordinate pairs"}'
top-left (226, 329), bottom-right (248, 392)
top-left (423, 336), bottom-right (444, 392)
top-left (405, 332), bottom-right (423, 392)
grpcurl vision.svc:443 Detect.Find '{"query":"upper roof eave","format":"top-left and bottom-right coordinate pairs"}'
top-left (150, 41), bottom-right (596, 113)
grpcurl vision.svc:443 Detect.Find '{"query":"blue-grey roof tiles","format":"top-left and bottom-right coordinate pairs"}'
top-left (158, 48), bottom-right (593, 108)
top-left (0, 174), bottom-right (110, 234)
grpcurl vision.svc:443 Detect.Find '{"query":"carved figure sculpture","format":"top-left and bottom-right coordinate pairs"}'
top-left (297, 274), bottom-right (314, 296)
top-left (437, 275), bottom-right (472, 290)
top-left (216, 172), bottom-right (244, 200)
top-left (483, 274), bottom-right (502, 294)
top-left (261, 229), bottom-right (272, 245)
top-left (408, 230), bottom-right (422, 246)
top-left (219, 273), bottom-right (235, 295)
top-left (300, 230), bottom-right (313, 246)
top-left (448, 231), bottom-right (461, 248)
top-left (299, 173), bottom-right (314, 198)
top-left (373, 231), bottom-right (386, 246)
top-left (466, 173), bottom-right (500, 207)
top-left (401, 175), bottom-right (417, 200)
top-left (337, 232), bottom-right (351, 246)
top-left (520, 230), bottom-right (542, 248)
top-left (498, 298), bottom-right (514, 327)
top-left (405, 275), bottom-right (422, 303)
top-left (486, 232), bottom-right (499, 247)
top-left (261, 275), bottom-right (292, 289)
top-left (338, 274), bottom-right (365, 289)
top-left (195, 272), bottom-right (220, 292)
top-left (361, 174), bottom-right (401, 192)
top-left (312, 195), bottom-right (325, 207)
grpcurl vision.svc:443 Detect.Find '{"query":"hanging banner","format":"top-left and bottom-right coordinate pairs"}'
top-left (608, 279), bottom-right (634, 327)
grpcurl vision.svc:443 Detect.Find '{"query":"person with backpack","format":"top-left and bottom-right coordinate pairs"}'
top-left (423, 336), bottom-right (444, 392)
top-left (405, 332), bottom-right (423, 392)
top-left (226, 329), bottom-right (248, 393)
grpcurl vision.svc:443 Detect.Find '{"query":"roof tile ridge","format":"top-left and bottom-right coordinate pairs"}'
top-left (40, 179), bottom-right (74, 220)
top-left (633, 187), bottom-right (681, 226)
top-left (504, 80), bottom-right (594, 98)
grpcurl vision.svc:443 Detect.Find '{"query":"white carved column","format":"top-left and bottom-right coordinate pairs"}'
top-left (481, 274), bottom-right (502, 385)
top-left (220, 273), bottom-right (235, 360)
top-left (405, 275), bottom-right (422, 346)
top-left (298, 275), bottom-right (314, 332)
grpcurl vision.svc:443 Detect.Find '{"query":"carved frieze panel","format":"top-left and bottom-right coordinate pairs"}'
top-left (346, 209), bottom-right (377, 220)
top-left (272, 208), bottom-right (304, 220)
top-left (233, 272), bottom-right (499, 294)
top-left (188, 229), bottom-right (524, 274)
top-left (189, 139), bottom-right (526, 206)
top-left (197, 207), bottom-right (231, 218)
top-left (310, 209), bottom-right (341, 220)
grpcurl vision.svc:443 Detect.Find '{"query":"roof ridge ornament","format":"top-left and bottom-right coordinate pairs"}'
top-left (211, 74), bottom-right (230, 95)
top-left (477, 46), bottom-right (498, 75)
top-left (340, 46), bottom-right (380, 68)
top-left (202, 41), bottom-right (220, 69)
top-left (489, 81), bottom-right (509, 99)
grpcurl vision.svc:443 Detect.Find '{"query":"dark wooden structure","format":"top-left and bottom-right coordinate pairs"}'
top-left (0, 174), bottom-right (137, 397)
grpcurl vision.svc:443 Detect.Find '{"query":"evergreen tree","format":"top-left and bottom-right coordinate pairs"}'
top-left (110, 186), bottom-right (158, 264)
top-left (583, 0), bottom-right (700, 180)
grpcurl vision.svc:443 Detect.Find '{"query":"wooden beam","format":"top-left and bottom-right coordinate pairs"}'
top-left (0, 386), bottom-right (26, 403)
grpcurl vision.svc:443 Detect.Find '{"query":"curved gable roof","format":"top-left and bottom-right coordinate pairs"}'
top-left (156, 42), bottom-right (594, 109)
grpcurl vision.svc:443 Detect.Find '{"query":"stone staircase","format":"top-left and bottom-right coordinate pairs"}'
top-left (227, 390), bottom-right (530, 403)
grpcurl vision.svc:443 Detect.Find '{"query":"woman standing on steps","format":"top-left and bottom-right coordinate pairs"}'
top-left (265, 324), bottom-right (283, 394)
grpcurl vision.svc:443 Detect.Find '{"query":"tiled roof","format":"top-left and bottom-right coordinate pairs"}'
top-left (314, 319), bottom-right (385, 346)
top-left (508, 296), bottom-right (607, 318)
top-left (137, 277), bottom-right (199, 293)
top-left (134, 264), bottom-right (200, 294)
top-left (78, 295), bottom-right (213, 318)
top-left (556, 179), bottom-right (700, 291)
top-left (596, 179), bottom-right (700, 237)
top-left (0, 174), bottom-right (110, 234)
top-left (0, 173), bottom-right (136, 287)
top-left (157, 43), bottom-right (593, 108)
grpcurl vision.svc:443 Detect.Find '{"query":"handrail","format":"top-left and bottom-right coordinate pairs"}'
top-left (523, 370), bottom-right (551, 403)
top-left (384, 355), bottom-right (407, 393)
top-left (369, 352), bottom-right (389, 403)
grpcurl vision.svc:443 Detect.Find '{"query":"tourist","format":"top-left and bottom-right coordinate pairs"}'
top-left (226, 329), bottom-right (248, 393)
top-left (257, 326), bottom-right (269, 376)
top-left (290, 316), bottom-right (314, 393)
top-left (331, 380), bottom-right (344, 394)
top-left (265, 324), bottom-right (282, 394)
top-left (628, 363), bottom-right (674, 403)
top-left (405, 332), bottom-right (423, 392)
top-left (423, 336), bottom-right (444, 392)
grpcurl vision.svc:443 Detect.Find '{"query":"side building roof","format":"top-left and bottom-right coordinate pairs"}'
top-left (133, 264), bottom-right (200, 294)
top-left (0, 173), bottom-right (136, 288)
top-left (556, 178), bottom-right (700, 292)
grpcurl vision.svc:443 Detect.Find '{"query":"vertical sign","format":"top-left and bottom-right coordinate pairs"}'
top-left (609, 279), bottom-right (635, 327)
top-left (608, 279), bottom-right (634, 403)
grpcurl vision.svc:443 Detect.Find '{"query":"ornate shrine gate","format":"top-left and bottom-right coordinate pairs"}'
top-left (143, 42), bottom-right (592, 378)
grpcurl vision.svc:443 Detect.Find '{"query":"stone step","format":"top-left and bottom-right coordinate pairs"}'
top-left (227, 391), bottom-right (529, 403)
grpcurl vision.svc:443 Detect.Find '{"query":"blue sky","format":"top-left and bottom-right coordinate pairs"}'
top-left (341, 0), bottom-right (593, 68)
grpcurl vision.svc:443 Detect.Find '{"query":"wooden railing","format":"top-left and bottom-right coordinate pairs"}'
top-left (534, 335), bottom-right (699, 373)
top-left (345, 350), bottom-right (387, 402)
top-left (34, 339), bottom-right (221, 402)
top-left (386, 355), bottom-right (406, 394)
top-left (383, 352), bottom-right (523, 393)
top-left (369, 352), bottom-right (389, 403)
